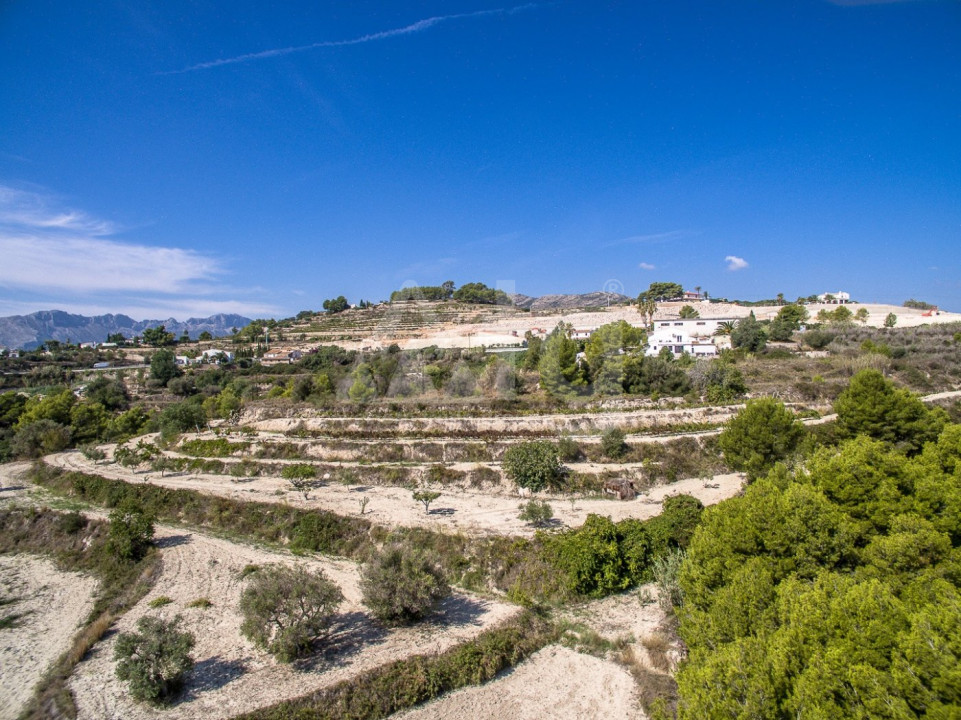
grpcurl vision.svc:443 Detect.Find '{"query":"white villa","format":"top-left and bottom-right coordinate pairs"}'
top-left (817, 291), bottom-right (851, 304)
top-left (645, 318), bottom-right (736, 358)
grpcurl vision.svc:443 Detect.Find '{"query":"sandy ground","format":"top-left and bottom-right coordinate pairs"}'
top-left (49, 452), bottom-right (745, 538)
top-left (0, 554), bottom-right (99, 720)
top-left (310, 301), bottom-right (961, 352)
top-left (394, 644), bottom-right (642, 720)
top-left (68, 523), bottom-right (516, 720)
top-left (397, 585), bottom-right (681, 720)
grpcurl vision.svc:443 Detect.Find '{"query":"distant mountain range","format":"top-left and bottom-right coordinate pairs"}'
top-left (510, 291), bottom-right (632, 311)
top-left (0, 310), bottom-right (252, 350)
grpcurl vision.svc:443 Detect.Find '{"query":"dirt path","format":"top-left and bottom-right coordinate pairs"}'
top-left (394, 644), bottom-right (642, 720)
top-left (0, 555), bottom-right (99, 720)
top-left (68, 522), bottom-right (516, 720)
top-left (49, 452), bottom-right (744, 538)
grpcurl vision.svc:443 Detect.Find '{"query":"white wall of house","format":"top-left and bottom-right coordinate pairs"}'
top-left (645, 318), bottom-right (735, 358)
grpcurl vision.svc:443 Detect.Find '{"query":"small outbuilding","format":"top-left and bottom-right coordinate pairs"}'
top-left (603, 478), bottom-right (637, 501)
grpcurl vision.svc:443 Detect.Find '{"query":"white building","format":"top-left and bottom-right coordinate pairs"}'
top-left (817, 291), bottom-right (851, 304)
top-left (645, 318), bottom-right (736, 358)
top-left (202, 348), bottom-right (235, 363)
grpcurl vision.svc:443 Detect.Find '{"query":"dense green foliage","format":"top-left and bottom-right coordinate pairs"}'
top-left (638, 282), bottom-right (684, 302)
top-left (452, 282), bottom-right (510, 305)
top-left (518, 499), bottom-right (554, 526)
top-left (730, 312), bottom-right (766, 352)
top-left (502, 440), bottom-right (561, 491)
top-left (600, 427), bottom-right (628, 459)
top-left (322, 295), bottom-right (350, 314)
top-left (107, 498), bottom-right (155, 561)
top-left (537, 496), bottom-right (704, 599)
top-left (768, 304), bottom-right (808, 342)
top-left (718, 398), bottom-right (805, 479)
top-left (676, 421), bottom-right (961, 718)
top-left (239, 564), bottom-right (344, 662)
top-left (114, 615), bottom-right (195, 704)
top-left (360, 545), bottom-right (450, 626)
top-left (834, 369), bottom-right (947, 453)
top-left (538, 323), bottom-right (587, 396)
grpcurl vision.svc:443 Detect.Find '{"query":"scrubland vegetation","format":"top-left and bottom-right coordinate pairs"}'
top-left (2, 305), bottom-right (960, 718)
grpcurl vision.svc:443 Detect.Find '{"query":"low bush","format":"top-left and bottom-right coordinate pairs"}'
top-left (114, 615), bottom-right (195, 704)
top-left (360, 545), bottom-right (450, 626)
top-left (239, 564), bottom-right (343, 662)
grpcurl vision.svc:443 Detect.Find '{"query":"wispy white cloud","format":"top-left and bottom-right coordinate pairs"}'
top-left (0, 186), bottom-right (115, 235)
top-left (639, 262), bottom-right (656, 270)
top-left (0, 185), bottom-right (281, 320)
top-left (0, 234), bottom-right (222, 293)
top-left (725, 255), bottom-right (749, 271)
top-left (164, 4), bottom-right (541, 74)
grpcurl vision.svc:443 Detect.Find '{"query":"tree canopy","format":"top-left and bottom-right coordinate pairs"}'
top-left (834, 369), bottom-right (946, 453)
top-left (675, 423), bottom-right (961, 719)
top-left (718, 397), bottom-right (805, 479)
top-left (637, 282), bottom-right (684, 303)
top-left (322, 296), bottom-right (349, 314)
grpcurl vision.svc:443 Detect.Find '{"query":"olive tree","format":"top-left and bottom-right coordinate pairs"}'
top-left (114, 615), bottom-right (195, 704)
top-left (360, 545), bottom-right (450, 625)
top-left (239, 564), bottom-right (343, 662)
top-left (282, 463), bottom-right (317, 499)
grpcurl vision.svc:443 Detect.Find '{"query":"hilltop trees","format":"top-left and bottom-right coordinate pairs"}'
top-left (638, 282), bottom-right (683, 302)
top-left (389, 280), bottom-right (508, 304)
top-left (322, 296), bottom-right (349, 314)
top-left (141, 325), bottom-right (176, 347)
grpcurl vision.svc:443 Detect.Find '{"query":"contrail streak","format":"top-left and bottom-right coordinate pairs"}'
top-left (162, 4), bottom-right (540, 75)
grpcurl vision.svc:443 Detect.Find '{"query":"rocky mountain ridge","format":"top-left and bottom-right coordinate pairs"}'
top-left (0, 310), bottom-right (252, 350)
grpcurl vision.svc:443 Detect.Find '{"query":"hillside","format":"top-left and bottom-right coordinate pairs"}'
top-left (0, 311), bottom-right (252, 350)
top-left (509, 291), bottom-right (632, 310)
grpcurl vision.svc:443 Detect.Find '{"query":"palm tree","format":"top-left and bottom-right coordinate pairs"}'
top-left (714, 321), bottom-right (736, 337)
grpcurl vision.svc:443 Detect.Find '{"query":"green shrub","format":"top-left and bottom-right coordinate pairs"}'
top-left (518, 500), bottom-right (554, 526)
top-left (148, 596), bottom-right (173, 608)
top-left (57, 511), bottom-right (86, 534)
top-left (179, 438), bottom-right (249, 457)
top-left (107, 500), bottom-right (154, 561)
top-left (360, 545), bottom-right (450, 626)
top-left (114, 615), bottom-right (195, 704)
top-left (239, 564), bottom-right (343, 662)
top-left (556, 436), bottom-right (583, 462)
top-left (503, 441), bottom-right (561, 492)
top-left (601, 428), bottom-right (628, 459)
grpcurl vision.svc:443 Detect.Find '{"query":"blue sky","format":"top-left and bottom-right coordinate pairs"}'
top-left (1, 0), bottom-right (959, 320)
